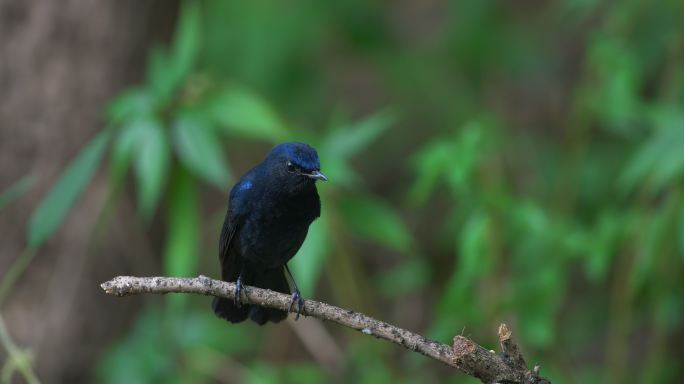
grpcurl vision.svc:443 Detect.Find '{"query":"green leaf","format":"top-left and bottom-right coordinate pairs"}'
top-left (584, 212), bottom-right (622, 281)
top-left (438, 212), bottom-right (490, 314)
top-left (619, 107), bottom-right (684, 193)
top-left (324, 109), bottom-right (397, 159)
top-left (110, 117), bottom-right (154, 183)
top-left (283, 363), bottom-right (326, 384)
top-left (444, 122), bottom-right (489, 194)
top-left (457, 213), bottom-right (491, 282)
top-left (97, 308), bottom-right (260, 384)
top-left (409, 140), bottom-right (452, 204)
top-left (585, 37), bottom-right (642, 134)
top-left (171, 0), bottom-right (201, 83)
top-left (409, 121), bottom-right (492, 203)
top-left (27, 130), bottom-right (111, 248)
top-left (679, 206), bottom-right (684, 258)
top-left (172, 114), bottom-right (231, 188)
top-left (96, 308), bottom-right (174, 384)
top-left (290, 219), bottom-right (329, 295)
top-left (0, 176), bottom-right (34, 210)
top-left (146, 48), bottom-right (176, 103)
top-left (105, 88), bottom-right (154, 124)
top-left (630, 207), bottom-right (668, 293)
top-left (164, 167), bottom-right (200, 278)
top-left (519, 306), bottom-right (555, 347)
top-left (133, 119), bottom-right (170, 219)
top-left (377, 257), bottom-right (431, 297)
top-left (338, 195), bottom-right (413, 252)
top-left (144, 1), bottom-right (201, 103)
top-left (246, 363), bottom-right (280, 384)
top-left (172, 311), bottom-right (260, 353)
top-left (620, 124), bottom-right (684, 192)
top-left (204, 87), bottom-right (289, 142)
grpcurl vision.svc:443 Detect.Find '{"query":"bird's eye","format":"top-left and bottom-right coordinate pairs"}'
top-left (286, 162), bottom-right (296, 173)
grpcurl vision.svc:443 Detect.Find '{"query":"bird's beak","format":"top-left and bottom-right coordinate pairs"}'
top-left (304, 170), bottom-right (328, 181)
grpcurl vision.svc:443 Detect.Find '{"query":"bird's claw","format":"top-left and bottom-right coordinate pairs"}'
top-left (289, 290), bottom-right (305, 320)
top-left (234, 277), bottom-right (245, 308)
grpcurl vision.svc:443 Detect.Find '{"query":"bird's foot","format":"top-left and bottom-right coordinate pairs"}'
top-left (234, 277), bottom-right (245, 308)
top-left (289, 290), bottom-right (305, 320)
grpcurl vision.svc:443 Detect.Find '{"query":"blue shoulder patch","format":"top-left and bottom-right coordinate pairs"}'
top-left (238, 180), bottom-right (253, 192)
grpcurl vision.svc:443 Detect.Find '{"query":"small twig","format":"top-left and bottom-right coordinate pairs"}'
top-left (0, 315), bottom-right (41, 384)
top-left (101, 275), bottom-right (550, 383)
top-left (499, 323), bottom-right (526, 368)
top-left (0, 247), bottom-right (38, 307)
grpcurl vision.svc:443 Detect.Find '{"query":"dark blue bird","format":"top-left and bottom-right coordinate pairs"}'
top-left (212, 142), bottom-right (327, 325)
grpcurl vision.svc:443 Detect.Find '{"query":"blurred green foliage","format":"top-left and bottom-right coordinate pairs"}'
top-left (16, 0), bottom-right (684, 383)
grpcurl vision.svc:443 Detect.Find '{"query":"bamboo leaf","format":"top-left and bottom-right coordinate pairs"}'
top-left (27, 130), bottom-right (111, 248)
top-left (133, 120), bottom-right (170, 219)
top-left (0, 176), bottom-right (34, 210)
top-left (205, 88), bottom-right (289, 142)
top-left (338, 196), bottom-right (413, 252)
top-left (173, 115), bottom-right (231, 188)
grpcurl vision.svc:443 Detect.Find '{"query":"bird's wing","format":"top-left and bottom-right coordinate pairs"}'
top-left (218, 213), bottom-right (237, 266)
top-left (218, 177), bottom-right (254, 266)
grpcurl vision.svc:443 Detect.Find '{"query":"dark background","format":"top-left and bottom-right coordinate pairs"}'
top-left (1, 1), bottom-right (683, 383)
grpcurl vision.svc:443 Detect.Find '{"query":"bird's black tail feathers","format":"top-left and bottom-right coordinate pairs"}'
top-left (212, 264), bottom-right (290, 325)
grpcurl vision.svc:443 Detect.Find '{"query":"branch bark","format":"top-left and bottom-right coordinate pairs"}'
top-left (101, 275), bottom-right (550, 384)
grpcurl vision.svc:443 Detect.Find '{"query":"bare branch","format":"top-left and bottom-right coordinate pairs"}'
top-left (101, 275), bottom-right (550, 384)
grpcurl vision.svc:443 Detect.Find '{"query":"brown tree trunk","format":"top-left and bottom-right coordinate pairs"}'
top-left (0, 1), bottom-right (176, 381)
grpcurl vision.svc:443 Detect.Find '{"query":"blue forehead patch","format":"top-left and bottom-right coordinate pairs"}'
top-left (268, 142), bottom-right (321, 171)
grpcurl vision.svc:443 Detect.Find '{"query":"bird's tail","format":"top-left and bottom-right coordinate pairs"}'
top-left (247, 267), bottom-right (290, 325)
top-left (212, 296), bottom-right (249, 323)
top-left (212, 265), bottom-right (290, 325)
top-left (212, 256), bottom-right (250, 323)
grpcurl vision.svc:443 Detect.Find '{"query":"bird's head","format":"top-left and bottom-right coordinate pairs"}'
top-left (266, 142), bottom-right (328, 186)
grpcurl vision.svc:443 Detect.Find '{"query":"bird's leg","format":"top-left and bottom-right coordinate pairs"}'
top-left (234, 264), bottom-right (247, 308)
top-left (234, 276), bottom-right (244, 308)
top-left (284, 264), bottom-right (305, 319)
